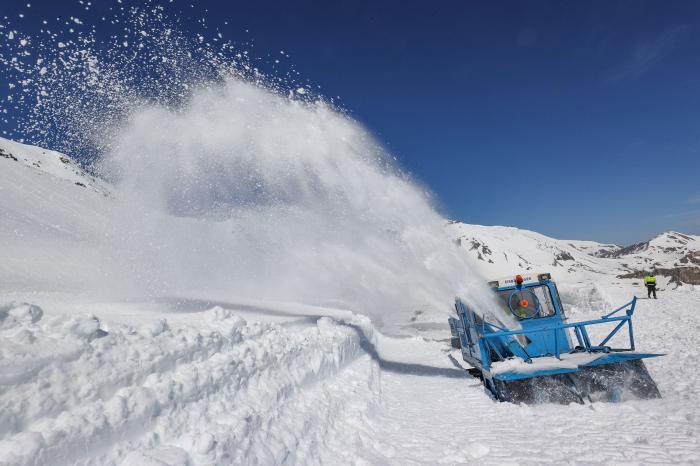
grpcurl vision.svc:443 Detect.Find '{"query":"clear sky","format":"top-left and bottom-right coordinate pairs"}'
top-left (2, 0), bottom-right (699, 244)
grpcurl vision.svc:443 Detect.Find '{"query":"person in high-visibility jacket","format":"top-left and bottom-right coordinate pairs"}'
top-left (644, 273), bottom-right (657, 299)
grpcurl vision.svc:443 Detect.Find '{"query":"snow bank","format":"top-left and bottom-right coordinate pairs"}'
top-left (0, 303), bottom-right (109, 388)
top-left (0, 303), bottom-right (379, 465)
top-left (0, 302), bottom-right (44, 327)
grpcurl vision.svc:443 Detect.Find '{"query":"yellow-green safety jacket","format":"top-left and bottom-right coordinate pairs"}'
top-left (644, 275), bottom-right (657, 287)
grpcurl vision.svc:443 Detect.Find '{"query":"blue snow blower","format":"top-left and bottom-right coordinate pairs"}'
top-left (448, 273), bottom-right (662, 403)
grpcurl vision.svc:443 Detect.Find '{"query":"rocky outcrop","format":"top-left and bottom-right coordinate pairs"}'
top-left (555, 251), bottom-right (575, 261)
top-left (617, 267), bottom-right (700, 285)
top-left (655, 267), bottom-right (700, 285)
top-left (604, 241), bottom-right (649, 258)
top-left (0, 147), bottom-right (18, 161)
top-left (679, 251), bottom-right (700, 266)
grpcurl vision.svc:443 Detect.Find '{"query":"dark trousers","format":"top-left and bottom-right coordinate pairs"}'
top-left (647, 285), bottom-right (657, 299)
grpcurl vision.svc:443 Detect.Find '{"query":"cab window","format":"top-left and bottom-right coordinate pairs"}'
top-left (496, 285), bottom-right (557, 319)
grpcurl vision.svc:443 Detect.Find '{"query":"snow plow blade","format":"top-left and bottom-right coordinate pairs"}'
top-left (492, 357), bottom-right (662, 404)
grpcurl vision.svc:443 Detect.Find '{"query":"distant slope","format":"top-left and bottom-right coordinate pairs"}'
top-left (0, 137), bottom-right (107, 194)
top-left (447, 221), bottom-right (700, 287)
top-left (446, 222), bottom-right (615, 277)
top-left (613, 232), bottom-right (700, 284)
top-left (0, 137), bottom-right (112, 292)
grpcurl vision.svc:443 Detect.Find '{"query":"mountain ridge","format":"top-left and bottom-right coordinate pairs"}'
top-left (447, 221), bottom-right (700, 286)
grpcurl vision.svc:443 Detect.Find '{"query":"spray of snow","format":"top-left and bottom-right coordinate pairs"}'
top-left (0, 1), bottom-right (503, 328)
top-left (97, 79), bottom-right (502, 327)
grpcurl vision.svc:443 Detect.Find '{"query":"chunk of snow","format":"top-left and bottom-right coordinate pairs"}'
top-left (0, 302), bottom-right (44, 327)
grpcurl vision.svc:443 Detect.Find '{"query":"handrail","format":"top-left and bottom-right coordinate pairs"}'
top-left (601, 297), bottom-right (636, 319)
top-left (480, 314), bottom-right (635, 364)
top-left (480, 315), bottom-right (630, 339)
top-left (485, 321), bottom-right (507, 332)
top-left (455, 297), bottom-right (638, 372)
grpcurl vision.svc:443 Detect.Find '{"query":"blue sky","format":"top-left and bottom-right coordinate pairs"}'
top-left (2, 0), bottom-right (700, 244)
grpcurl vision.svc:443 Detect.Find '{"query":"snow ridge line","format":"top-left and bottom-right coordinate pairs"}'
top-left (0, 306), bottom-right (378, 465)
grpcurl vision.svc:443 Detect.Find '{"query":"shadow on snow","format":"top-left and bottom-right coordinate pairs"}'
top-left (154, 296), bottom-right (469, 379)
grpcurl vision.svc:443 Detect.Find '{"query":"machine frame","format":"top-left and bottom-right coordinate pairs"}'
top-left (449, 272), bottom-right (662, 402)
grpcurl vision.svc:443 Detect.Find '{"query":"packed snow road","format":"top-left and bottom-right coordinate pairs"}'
top-left (1, 288), bottom-right (699, 465)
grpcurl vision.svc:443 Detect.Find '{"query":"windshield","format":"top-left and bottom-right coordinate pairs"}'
top-left (496, 285), bottom-right (557, 319)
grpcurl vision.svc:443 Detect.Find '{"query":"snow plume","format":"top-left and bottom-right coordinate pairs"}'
top-left (0, 1), bottom-right (279, 159)
top-left (98, 79), bottom-right (497, 327)
top-left (0, 1), bottom-right (499, 327)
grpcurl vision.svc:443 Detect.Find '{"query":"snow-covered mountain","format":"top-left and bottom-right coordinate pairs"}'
top-left (0, 137), bottom-right (107, 195)
top-left (0, 137), bottom-right (116, 294)
top-left (447, 221), bottom-right (700, 287)
top-left (611, 232), bottom-right (700, 284)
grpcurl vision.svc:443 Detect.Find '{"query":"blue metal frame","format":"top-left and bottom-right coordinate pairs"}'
top-left (452, 278), bottom-right (663, 385)
top-left (482, 299), bottom-right (636, 355)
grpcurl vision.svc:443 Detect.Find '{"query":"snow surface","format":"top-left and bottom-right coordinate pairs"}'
top-left (0, 297), bottom-right (374, 465)
top-left (2, 290), bottom-right (700, 465)
top-left (2, 137), bottom-right (700, 465)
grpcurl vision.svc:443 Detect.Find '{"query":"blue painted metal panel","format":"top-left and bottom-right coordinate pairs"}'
top-left (493, 366), bottom-right (581, 381)
top-left (492, 352), bottom-right (664, 381)
top-left (583, 352), bottom-right (663, 367)
top-left (521, 318), bottom-right (572, 356)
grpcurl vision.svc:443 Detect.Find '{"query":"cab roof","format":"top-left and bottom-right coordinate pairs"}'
top-left (488, 272), bottom-right (552, 288)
